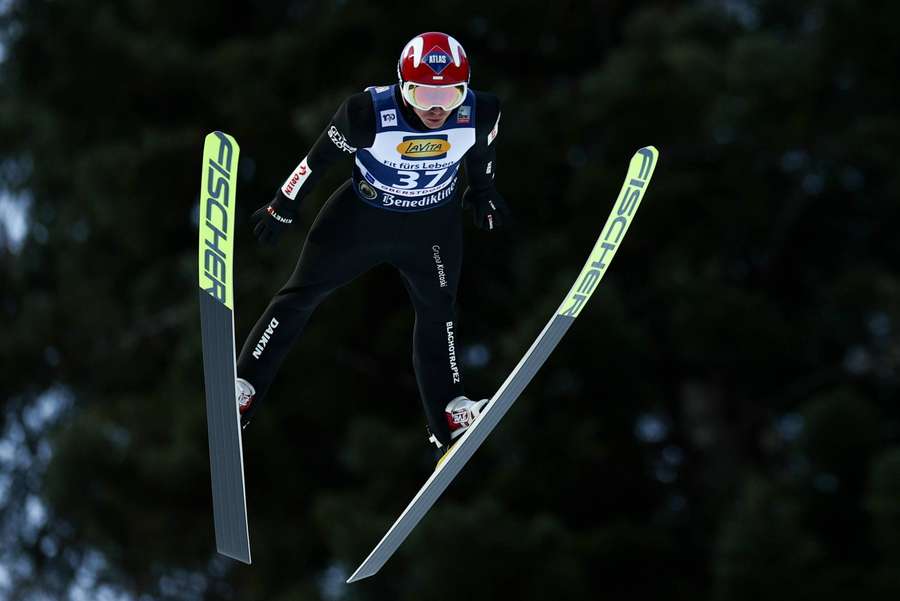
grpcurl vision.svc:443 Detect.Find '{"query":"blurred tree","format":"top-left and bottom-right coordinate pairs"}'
top-left (866, 448), bottom-right (900, 595)
top-left (713, 475), bottom-right (827, 601)
top-left (1, 0), bottom-right (899, 600)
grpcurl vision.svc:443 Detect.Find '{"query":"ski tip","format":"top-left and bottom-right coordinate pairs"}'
top-left (631, 146), bottom-right (659, 179)
top-left (204, 130), bottom-right (240, 150)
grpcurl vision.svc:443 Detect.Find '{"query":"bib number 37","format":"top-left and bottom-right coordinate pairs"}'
top-left (394, 168), bottom-right (448, 189)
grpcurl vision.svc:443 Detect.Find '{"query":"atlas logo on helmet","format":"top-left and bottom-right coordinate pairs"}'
top-left (423, 47), bottom-right (452, 74)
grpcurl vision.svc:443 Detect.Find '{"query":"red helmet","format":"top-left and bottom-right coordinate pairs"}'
top-left (397, 32), bottom-right (470, 111)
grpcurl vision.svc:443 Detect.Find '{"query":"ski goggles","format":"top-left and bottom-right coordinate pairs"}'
top-left (401, 81), bottom-right (468, 111)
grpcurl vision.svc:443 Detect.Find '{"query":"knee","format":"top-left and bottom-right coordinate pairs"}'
top-left (272, 283), bottom-right (330, 312)
top-left (412, 293), bottom-right (456, 320)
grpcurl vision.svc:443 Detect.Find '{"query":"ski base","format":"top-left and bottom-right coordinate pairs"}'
top-left (199, 292), bottom-right (251, 564)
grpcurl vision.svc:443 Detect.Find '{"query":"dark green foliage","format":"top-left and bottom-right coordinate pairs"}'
top-left (1, 0), bottom-right (899, 599)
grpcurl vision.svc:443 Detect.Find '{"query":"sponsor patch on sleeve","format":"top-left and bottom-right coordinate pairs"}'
top-left (328, 125), bottom-right (357, 154)
top-left (281, 157), bottom-right (312, 200)
top-left (487, 112), bottom-right (500, 146)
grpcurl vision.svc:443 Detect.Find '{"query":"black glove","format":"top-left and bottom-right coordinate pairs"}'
top-left (250, 191), bottom-right (298, 246)
top-left (461, 186), bottom-right (510, 231)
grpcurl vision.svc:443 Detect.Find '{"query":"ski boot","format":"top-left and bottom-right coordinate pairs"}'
top-left (429, 395), bottom-right (490, 469)
top-left (236, 377), bottom-right (256, 430)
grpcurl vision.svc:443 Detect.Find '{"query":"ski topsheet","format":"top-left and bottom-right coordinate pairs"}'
top-left (347, 146), bottom-right (659, 583)
top-left (198, 131), bottom-right (251, 564)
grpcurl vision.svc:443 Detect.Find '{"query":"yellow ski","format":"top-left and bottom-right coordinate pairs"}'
top-left (198, 131), bottom-right (251, 564)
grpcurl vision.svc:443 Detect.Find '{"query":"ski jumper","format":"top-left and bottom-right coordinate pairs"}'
top-left (237, 84), bottom-right (501, 445)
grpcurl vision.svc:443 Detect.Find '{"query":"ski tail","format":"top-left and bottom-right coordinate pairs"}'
top-left (198, 131), bottom-right (252, 564)
top-left (346, 146), bottom-right (659, 582)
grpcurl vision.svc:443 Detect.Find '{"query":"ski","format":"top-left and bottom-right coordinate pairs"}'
top-left (347, 146), bottom-right (659, 583)
top-left (198, 131), bottom-right (251, 564)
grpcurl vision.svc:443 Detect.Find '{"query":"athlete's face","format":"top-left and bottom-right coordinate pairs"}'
top-left (411, 105), bottom-right (451, 129)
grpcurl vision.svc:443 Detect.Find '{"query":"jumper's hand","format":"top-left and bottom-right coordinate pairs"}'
top-left (462, 187), bottom-right (510, 231)
top-left (250, 191), bottom-right (297, 246)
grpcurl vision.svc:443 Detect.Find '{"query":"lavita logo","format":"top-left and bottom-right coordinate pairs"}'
top-left (252, 317), bottom-right (280, 359)
top-left (396, 136), bottom-right (451, 160)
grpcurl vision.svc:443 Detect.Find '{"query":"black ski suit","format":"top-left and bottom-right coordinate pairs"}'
top-left (237, 86), bottom-right (502, 446)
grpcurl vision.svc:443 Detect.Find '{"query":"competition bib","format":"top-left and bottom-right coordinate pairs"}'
top-left (352, 84), bottom-right (476, 212)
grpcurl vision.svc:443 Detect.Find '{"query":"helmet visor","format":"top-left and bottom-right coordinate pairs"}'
top-left (402, 82), bottom-right (467, 111)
